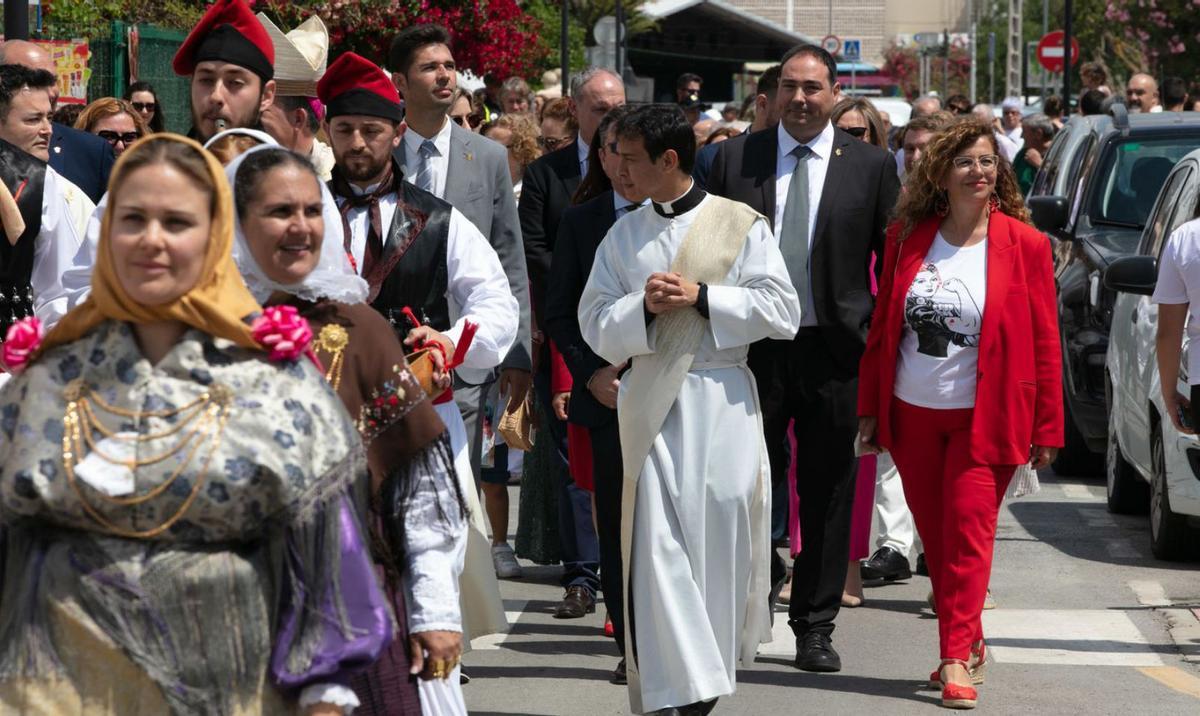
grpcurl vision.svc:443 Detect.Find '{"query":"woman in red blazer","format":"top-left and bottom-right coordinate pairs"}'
top-left (858, 119), bottom-right (1063, 710)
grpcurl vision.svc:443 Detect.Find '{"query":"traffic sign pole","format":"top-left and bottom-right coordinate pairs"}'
top-left (1063, 0), bottom-right (1073, 104)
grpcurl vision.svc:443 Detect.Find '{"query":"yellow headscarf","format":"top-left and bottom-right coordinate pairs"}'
top-left (42, 134), bottom-right (263, 355)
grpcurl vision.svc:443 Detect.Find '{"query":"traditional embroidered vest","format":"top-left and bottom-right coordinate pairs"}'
top-left (371, 181), bottom-right (453, 335)
top-left (0, 137), bottom-right (46, 336)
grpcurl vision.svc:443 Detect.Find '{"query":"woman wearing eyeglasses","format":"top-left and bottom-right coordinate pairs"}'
top-left (857, 119), bottom-right (1062, 709)
top-left (124, 81), bottom-right (165, 133)
top-left (75, 98), bottom-right (147, 157)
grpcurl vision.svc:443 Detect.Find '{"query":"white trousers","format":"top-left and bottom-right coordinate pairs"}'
top-left (873, 453), bottom-right (923, 557)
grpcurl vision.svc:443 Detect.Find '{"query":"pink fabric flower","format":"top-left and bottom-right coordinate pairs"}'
top-left (251, 306), bottom-right (314, 363)
top-left (1, 317), bottom-right (43, 374)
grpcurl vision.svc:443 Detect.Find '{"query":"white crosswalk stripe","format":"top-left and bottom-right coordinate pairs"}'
top-left (981, 609), bottom-right (1166, 666)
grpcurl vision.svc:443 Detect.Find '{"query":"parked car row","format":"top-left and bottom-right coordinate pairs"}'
top-left (1027, 106), bottom-right (1200, 560)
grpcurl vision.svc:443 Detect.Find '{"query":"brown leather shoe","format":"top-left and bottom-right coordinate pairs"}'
top-left (553, 586), bottom-right (596, 619)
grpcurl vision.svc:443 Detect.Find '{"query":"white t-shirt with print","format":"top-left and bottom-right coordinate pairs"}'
top-left (893, 232), bottom-right (989, 409)
top-left (1152, 218), bottom-right (1200, 384)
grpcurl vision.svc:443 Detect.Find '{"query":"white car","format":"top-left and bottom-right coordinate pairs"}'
top-left (1104, 148), bottom-right (1200, 560)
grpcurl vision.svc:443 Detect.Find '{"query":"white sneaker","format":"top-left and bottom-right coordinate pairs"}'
top-left (491, 543), bottom-right (523, 579)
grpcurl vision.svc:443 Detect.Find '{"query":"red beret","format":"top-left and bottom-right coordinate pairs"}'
top-left (317, 52), bottom-right (402, 123)
top-left (173, 0), bottom-right (275, 81)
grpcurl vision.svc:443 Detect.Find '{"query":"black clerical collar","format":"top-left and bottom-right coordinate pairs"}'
top-left (652, 181), bottom-right (705, 218)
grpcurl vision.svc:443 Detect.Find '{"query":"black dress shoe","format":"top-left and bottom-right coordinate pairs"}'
top-left (553, 585), bottom-right (596, 619)
top-left (860, 547), bottom-right (912, 582)
top-left (691, 698), bottom-right (718, 715)
top-left (610, 658), bottom-right (628, 685)
top-left (647, 709), bottom-right (682, 716)
top-left (915, 552), bottom-right (929, 576)
top-left (795, 632), bottom-right (842, 672)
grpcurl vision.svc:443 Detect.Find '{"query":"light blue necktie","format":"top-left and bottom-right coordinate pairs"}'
top-left (414, 139), bottom-right (439, 193)
top-left (780, 144), bottom-right (813, 308)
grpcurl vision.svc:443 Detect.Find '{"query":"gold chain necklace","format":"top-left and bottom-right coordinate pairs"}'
top-left (61, 379), bottom-right (234, 539)
top-left (314, 323), bottom-right (350, 391)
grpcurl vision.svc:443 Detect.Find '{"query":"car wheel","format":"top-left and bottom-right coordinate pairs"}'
top-left (1054, 391), bottom-right (1104, 477)
top-left (1149, 427), bottom-right (1198, 561)
top-left (1106, 409), bottom-right (1148, 514)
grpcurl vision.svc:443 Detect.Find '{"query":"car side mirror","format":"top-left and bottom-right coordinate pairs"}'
top-left (1103, 255), bottom-right (1157, 295)
top-left (1028, 195), bottom-right (1070, 234)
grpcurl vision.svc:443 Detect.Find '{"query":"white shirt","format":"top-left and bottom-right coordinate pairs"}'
top-left (775, 121), bottom-right (833, 327)
top-left (30, 168), bottom-right (94, 329)
top-left (576, 136), bottom-right (590, 177)
top-left (1003, 125), bottom-right (1023, 145)
top-left (337, 186), bottom-right (517, 370)
top-left (994, 131), bottom-right (1020, 162)
top-left (894, 232), bottom-right (988, 409)
top-left (1153, 218), bottom-right (1200, 383)
top-left (403, 117), bottom-right (453, 198)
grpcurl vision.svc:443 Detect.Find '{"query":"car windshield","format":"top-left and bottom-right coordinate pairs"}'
top-left (1089, 138), bottom-right (1197, 229)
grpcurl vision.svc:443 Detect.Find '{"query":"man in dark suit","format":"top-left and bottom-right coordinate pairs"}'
top-left (0, 40), bottom-right (114, 203)
top-left (543, 105), bottom-right (640, 684)
top-left (519, 67), bottom-right (624, 618)
top-left (521, 67), bottom-right (625, 328)
top-left (707, 44), bottom-right (901, 673)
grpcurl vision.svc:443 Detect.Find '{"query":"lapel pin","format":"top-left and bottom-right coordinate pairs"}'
top-left (835, 147), bottom-right (843, 157)
top-left (464, 151), bottom-right (473, 162)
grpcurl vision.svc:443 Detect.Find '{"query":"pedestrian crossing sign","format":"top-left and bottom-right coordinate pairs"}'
top-left (844, 39), bottom-right (862, 61)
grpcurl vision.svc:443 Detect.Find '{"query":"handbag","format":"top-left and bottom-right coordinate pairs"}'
top-left (497, 392), bottom-right (535, 451)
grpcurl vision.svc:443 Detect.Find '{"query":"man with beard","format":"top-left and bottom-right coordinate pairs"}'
top-left (0, 39), bottom-right (114, 204)
top-left (318, 52), bottom-right (516, 661)
top-left (172, 0), bottom-right (277, 143)
top-left (0, 64), bottom-right (93, 362)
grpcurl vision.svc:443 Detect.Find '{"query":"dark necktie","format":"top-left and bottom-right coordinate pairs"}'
top-left (331, 163), bottom-right (397, 278)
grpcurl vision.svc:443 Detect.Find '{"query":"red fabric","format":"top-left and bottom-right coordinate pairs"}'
top-left (858, 213), bottom-right (1064, 465)
top-left (549, 340), bottom-right (594, 491)
top-left (172, 0), bottom-right (274, 76)
top-left (317, 51), bottom-right (401, 107)
top-left (888, 399), bottom-right (1016, 660)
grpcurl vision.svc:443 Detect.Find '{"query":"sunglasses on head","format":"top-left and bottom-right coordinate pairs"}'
top-left (539, 135), bottom-right (572, 151)
top-left (131, 102), bottom-right (156, 113)
top-left (97, 130), bottom-right (140, 145)
top-left (843, 126), bottom-right (869, 138)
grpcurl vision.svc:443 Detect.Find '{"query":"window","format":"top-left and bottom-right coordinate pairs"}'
top-left (1145, 166), bottom-right (1191, 258)
top-left (1090, 137), bottom-right (1198, 231)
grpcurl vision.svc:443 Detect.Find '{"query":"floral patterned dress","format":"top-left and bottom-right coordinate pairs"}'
top-left (0, 321), bottom-right (390, 715)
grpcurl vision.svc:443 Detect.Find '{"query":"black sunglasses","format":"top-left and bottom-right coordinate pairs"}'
top-left (843, 126), bottom-right (869, 138)
top-left (97, 130), bottom-right (140, 145)
top-left (131, 101), bottom-right (156, 113)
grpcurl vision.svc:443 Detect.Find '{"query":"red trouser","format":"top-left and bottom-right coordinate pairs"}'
top-left (888, 399), bottom-right (1016, 661)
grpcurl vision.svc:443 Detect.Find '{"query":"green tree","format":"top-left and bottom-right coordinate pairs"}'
top-left (36, 0), bottom-right (203, 39)
top-left (522, 0), bottom-right (587, 81)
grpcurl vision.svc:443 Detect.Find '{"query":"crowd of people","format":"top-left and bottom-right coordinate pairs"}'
top-left (10, 0), bottom-right (1167, 713)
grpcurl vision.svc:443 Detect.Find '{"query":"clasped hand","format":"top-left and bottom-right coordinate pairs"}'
top-left (644, 272), bottom-right (699, 314)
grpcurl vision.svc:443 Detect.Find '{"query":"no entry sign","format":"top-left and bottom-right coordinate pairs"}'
top-left (1036, 30), bottom-right (1080, 74)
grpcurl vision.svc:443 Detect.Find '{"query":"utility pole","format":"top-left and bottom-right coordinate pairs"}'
top-left (1042, 0), bottom-right (1050, 98)
top-left (615, 0), bottom-right (624, 78)
top-left (942, 28), bottom-right (950, 98)
top-left (560, 1), bottom-right (569, 97)
top-left (988, 32), bottom-right (996, 103)
top-left (1006, 0), bottom-right (1023, 99)
top-left (968, 0), bottom-right (977, 102)
top-left (4, 0), bottom-right (31, 40)
top-left (786, 0), bottom-right (795, 33)
top-left (827, 0), bottom-right (833, 37)
top-left (1063, 0), bottom-right (1073, 105)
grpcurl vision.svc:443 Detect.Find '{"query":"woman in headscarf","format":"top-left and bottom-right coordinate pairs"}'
top-left (0, 135), bottom-right (389, 715)
top-left (227, 144), bottom-right (469, 716)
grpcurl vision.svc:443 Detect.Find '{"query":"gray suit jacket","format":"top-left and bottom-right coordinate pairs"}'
top-left (395, 121), bottom-right (532, 383)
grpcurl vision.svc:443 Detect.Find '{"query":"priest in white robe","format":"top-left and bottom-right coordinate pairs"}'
top-left (579, 105), bottom-right (801, 715)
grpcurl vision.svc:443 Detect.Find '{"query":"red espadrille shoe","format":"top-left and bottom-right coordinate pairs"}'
top-left (938, 659), bottom-right (978, 709)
